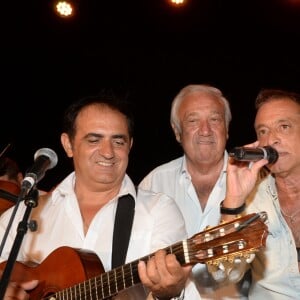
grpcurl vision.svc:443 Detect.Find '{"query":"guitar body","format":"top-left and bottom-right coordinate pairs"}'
top-left (0, 246), bottom-right (105, 299)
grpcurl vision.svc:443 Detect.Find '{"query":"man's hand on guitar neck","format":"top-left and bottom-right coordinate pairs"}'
top-left (4, 280), bottom-right (38, 300)
top-left (138, 249), bottom-right (191, 300)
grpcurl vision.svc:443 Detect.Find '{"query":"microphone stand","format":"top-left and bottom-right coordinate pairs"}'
top-left (0, 187), bottom-right (39, 299)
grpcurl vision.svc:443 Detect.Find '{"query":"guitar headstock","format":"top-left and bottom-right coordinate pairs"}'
top-left (186, 212), bottom-right (268, 265)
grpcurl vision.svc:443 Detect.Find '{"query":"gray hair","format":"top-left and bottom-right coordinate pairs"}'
top-left (170, 84), bottom-right (232, 133)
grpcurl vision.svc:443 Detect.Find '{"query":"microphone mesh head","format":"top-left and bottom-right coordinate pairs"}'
top-left (264, 146), bottom-right (278, 164)
top-left (34, 148), bottom-right (58, 169)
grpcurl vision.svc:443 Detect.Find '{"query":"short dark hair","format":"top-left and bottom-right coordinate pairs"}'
top-left (255, 88), bottom-right (300, 110)
top-left (62, 90), bottom-right (134, 141)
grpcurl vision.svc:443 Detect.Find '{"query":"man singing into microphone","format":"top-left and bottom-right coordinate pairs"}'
top-left (222, 88), bottom-right (300, 299)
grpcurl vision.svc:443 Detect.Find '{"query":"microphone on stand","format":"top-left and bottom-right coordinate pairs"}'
top-left (21, 148), bottom-right (58, 196)
top-left (0, 148), bottom-right (58, 298)
top-left (229, 146), bottom-right (278, 164)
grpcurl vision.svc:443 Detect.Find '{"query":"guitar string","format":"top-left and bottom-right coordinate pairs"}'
top-left (90, 245), bottom-right (184, 298)
top-left (82, 236), bottom-right (236, 298)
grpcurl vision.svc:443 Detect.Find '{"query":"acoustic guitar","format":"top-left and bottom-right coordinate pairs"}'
top-left (0, 212), bottom-right (268, 299)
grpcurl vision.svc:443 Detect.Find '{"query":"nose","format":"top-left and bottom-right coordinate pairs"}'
top-left (266, 129), bottom-right (280, 147)
top-left (198, 120), bottom-right (211, 135)
top-left (98, 140), bottom-right (114, 159)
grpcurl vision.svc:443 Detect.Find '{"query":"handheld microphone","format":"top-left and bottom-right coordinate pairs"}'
top-left (21, 148), bottom-right (58, 194)
top-left (229, 146), bottom-right (278, 164)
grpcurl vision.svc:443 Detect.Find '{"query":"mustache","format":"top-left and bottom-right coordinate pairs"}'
top-left (195, 138), bottom-right (215, 144)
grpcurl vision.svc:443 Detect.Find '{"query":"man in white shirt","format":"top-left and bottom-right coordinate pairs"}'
top-left (139, 84), bottom-right (248, 299)
top-left (0, 91), bottom-right (198, 299)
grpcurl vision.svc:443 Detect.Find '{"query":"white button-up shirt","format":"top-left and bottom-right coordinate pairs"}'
top-left (139, 154), bottom-right (228, 235)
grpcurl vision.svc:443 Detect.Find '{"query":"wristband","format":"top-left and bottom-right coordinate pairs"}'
top-left (152, 289), bottom-right (185, 300)
top-left (220, 200), bottom-right (245, 215)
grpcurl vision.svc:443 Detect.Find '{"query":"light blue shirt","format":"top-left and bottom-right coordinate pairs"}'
top-left (245, 175), bottom-right (300, 299)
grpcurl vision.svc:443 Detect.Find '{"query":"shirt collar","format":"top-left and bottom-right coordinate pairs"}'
top-left (52, 172), bottom-right (137, 203)
top-left (180, 150), bottom-right (228, 181)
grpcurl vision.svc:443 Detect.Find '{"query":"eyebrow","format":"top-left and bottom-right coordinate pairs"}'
top-left (85, 132), bottom-right (129, 140)
top-left (255, 118), bottom-right (291, 129)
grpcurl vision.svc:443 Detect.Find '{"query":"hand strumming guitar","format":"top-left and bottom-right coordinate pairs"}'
top-left (3, 280), bottom-right (38, 300)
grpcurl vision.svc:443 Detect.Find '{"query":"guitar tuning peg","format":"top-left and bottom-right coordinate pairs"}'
top-left (207, 263), bottom-right (227, 283)
top-left (204, 225), bottom-right (213, 230)
top-left (207, 257), bottom-right (249, 284)
top-left (227, 260), bottom-right (248, 283)
top-left (245, 253), bottom-right (256, 263)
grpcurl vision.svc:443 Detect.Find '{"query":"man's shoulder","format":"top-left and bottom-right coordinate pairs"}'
top-left (135, 187), bottom-right (185, 224)
top-left (139, 157), bottom-right (183, 192)
top-left (136, 187), bottom-right (178, 210)
top-left (136, 186), bottom-right (171, 201)
top-left (143, 156), bottom-right (183, 178)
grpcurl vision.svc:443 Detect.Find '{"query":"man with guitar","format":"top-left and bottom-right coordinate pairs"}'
top-left (222, 88), bottom-right (300, 299)
top-left (0, 91), bottom-right (198, 299)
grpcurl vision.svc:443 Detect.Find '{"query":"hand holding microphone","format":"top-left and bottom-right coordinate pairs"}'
top-left (229, 146), bottom-right (278, 164)
top-left (222, 145), bottom-right (277, 222)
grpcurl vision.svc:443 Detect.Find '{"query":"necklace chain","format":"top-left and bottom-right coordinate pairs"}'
top-left (281, 207), bottom-right (300, 223)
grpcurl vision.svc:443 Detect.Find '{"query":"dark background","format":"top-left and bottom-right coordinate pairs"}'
top-left (1, 0), bottom-right (300, 191)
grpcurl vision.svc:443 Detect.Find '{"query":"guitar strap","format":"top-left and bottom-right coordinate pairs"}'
top-left (111, 193), bottom-right (135, 268)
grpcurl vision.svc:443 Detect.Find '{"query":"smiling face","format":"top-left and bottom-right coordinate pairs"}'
top-left (61, 103), bottom-right (133, 192)
top-left (255, 98), bottom-right (300, 176)
top-left (172, 91), bottom-right (228, 167)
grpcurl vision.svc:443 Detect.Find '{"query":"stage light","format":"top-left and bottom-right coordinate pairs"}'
top-left (55, 1), bottom-right (75, 17)
top-left (171, 0), bottom-right (185, 4)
